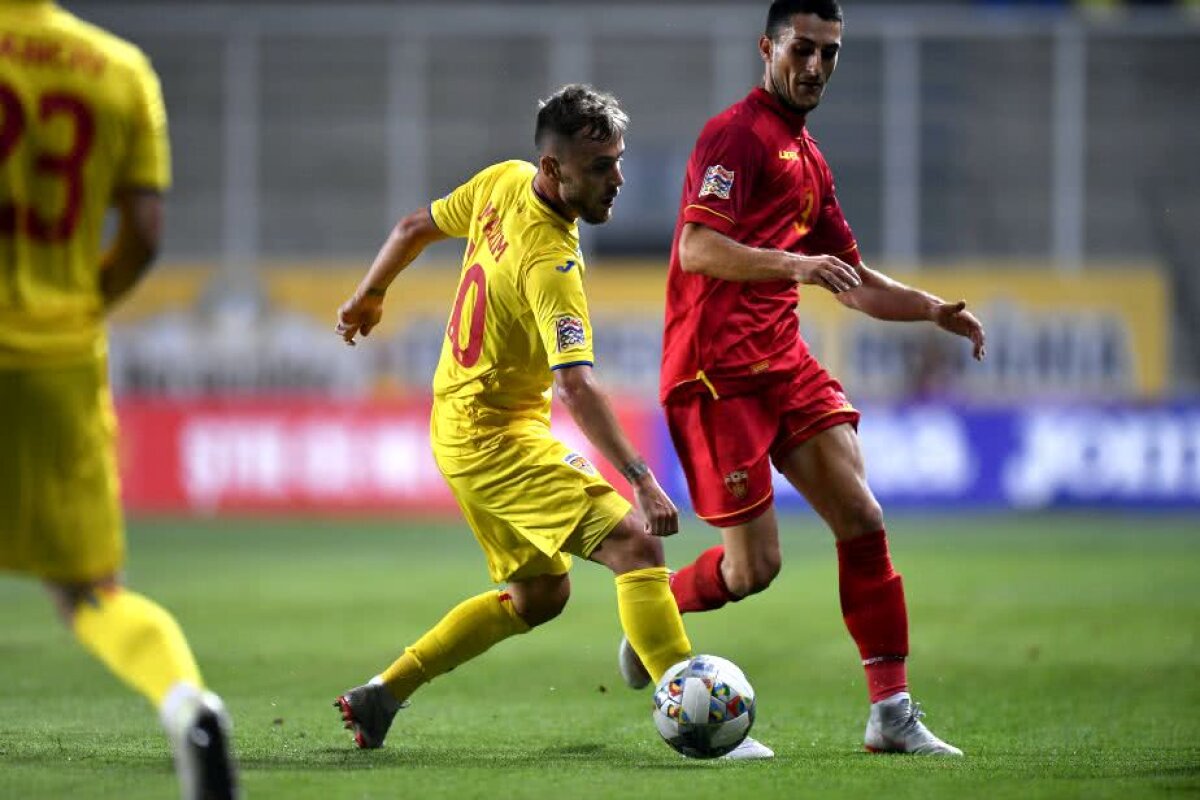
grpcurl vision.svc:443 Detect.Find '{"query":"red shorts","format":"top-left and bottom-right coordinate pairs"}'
top-left (664, 363), bottom-right (860, 528)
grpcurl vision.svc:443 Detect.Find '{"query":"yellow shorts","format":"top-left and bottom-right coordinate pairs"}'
top-left (0, 357), bottom-right (125, 583)
top-left (433, 420), bottom-right (632, 584)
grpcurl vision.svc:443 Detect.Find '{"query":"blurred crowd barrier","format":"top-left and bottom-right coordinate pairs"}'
top-left (117, 397), bottom-right (1200, 514)
top-left (109, 261), bottom-right (1169, 402)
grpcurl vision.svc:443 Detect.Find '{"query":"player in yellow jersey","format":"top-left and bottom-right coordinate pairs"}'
top-left (332, 85), bottom-right (694, 749)
top-left (0, 2), bottom-right (237, 797)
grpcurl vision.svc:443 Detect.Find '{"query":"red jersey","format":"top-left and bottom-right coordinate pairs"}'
top-left (660, 87), bottom-right (860, 403)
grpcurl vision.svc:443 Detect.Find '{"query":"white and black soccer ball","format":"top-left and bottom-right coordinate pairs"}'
top-left (652, 654), bottom-right (756, 759)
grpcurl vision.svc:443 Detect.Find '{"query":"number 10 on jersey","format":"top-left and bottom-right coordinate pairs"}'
top-left (448, 263), bottom-right (487, 367)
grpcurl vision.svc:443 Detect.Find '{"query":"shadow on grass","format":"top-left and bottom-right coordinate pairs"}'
top-left (234, 741), bottom-right (744, 772)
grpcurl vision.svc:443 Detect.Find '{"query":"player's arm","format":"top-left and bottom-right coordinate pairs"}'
top-left (336, 208), bottom-right (447, 345)
top-left (99, 189), bottom-right (163, 310)
top-left (527, 250), bottom-right (678, 536)
top-left (553, 365), bottom-right (679, 537)
top-left (838, 264), bottom-right (987, 361)
top-left (106, 50), bottom-right (169, 310)
top-left (678, 222), bottom-right (861, 292)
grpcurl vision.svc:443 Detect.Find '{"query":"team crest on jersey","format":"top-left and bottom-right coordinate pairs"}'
top-left (555, 315), bottom-right (587, 352)
top-left (699, 165), bottom-right (735, 200)
top-left (564, 452), bottom-right (597, 476)
top-left (724, 469), bottom-right (749, 500)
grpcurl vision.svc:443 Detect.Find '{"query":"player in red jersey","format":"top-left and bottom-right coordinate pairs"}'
top-left (620, 0), bottom-right (985, 757)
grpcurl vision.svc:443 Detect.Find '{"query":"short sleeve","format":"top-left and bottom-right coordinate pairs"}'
top-left (117, 52), bottom-right (170, 191)
top-left (430, 163), bottom-right (509, 238)
top-left (805, 178), bottom-right (860, 265)
top-left (680, 123), bottom-right (764, 236)
top-left (429, 177), bottom-right (476, 238)
top-left (523, 250), bottom-right (594, 370)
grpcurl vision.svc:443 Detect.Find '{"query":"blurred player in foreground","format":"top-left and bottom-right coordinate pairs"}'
top-left (0, 1), bottom-right (237, 796)
top-left (619, 0), bottom-right (986, 757)
top-left (333, 85), bottom-right (704, 752)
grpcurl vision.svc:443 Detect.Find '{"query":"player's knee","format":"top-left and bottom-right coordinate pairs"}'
top-left (836, 496), bottom-right (884, 539)
top-left (509, 576), bottom-right (570, 628)
top-left (722, 552), bottom-right (780, 598)
top-left (517, 593), bottom-right (568, 627)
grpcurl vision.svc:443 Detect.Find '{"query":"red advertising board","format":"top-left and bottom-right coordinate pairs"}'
top-left (116, 396), bottom-right (659, 515)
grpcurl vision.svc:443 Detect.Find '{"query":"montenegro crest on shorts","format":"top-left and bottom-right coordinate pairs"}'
top-left (724, 469), bottom-right (749, 500)
top-left (698, 165), bottom-right (735, 200)
top-left (564, 452), bottom-right (597, 476)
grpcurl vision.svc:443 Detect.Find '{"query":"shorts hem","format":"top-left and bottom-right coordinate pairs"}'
top-left (770, 408), bottom-right (861, 463)
top-left (695, 489), bottom-right (774, 529)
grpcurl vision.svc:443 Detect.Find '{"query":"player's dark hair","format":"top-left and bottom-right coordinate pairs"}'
top-left (765, 0), bottom-right (843, 39)
top-left (535, 84), bottom-right (628, 150)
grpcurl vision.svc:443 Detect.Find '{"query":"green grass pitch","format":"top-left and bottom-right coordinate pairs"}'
top-left (1, 514), bottom-right (1197, 799)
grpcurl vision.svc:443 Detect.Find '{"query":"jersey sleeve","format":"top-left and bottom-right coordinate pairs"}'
top-left (429, 176), bottom-right (476, 238)
top-left (680, 122), bottom-right (765, 236)
top-left (805, 164), bottom-right (860, 265)
top-left (117, 51), bottom-right (170, 191)
top-left (523, 249), bottom-right (595, 370)
top-left (429, 163), bottom-right (507, 238)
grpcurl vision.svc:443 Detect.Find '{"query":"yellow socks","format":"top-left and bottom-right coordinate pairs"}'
top-left (615, 567), bottom-right (692, 683)
top-left (72, 587), bottom-right (203, 707)
top-left (380, 590), bottom-right (530, 703)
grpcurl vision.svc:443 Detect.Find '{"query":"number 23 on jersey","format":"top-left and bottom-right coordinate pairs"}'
top-left (0, 80), bottom-right (96, 243)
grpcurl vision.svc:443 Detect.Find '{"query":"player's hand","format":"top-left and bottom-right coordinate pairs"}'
top-left (335, 289), bottom-right (385, 346)
top-left (933, 299), bottom-right (987, 361)
top-left (632, 474), bottom-right (680, 538)
top-left (790, 254), bottom-right (862, 294)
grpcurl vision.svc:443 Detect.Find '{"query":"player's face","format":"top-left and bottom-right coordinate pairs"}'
top-left (556, 133), bottom-right (625, 225)
top-left (760, 14), bottom-right (842, 115)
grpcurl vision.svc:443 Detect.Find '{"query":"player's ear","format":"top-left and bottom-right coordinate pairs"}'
top-left (539, 153), bottom-right (561, 183)
top-left (759, 34), bottom-right (773, 65)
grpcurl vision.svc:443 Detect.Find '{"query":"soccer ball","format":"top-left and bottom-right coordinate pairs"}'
top-left (652, 654), bottom-right (756, 759)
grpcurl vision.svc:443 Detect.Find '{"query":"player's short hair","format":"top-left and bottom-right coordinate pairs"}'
top-left (765, 0), bottom-right (844, 39)
top-left (535, 84), bottom-right (628, 151)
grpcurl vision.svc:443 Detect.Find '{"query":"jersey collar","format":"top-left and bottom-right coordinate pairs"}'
top-left (530, 179), bottom-right (577, 231)
top-left (748, 87), bottom-right (809, 137)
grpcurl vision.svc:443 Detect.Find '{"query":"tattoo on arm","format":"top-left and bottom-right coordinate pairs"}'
top-left (620, 459), bottom-right (650, 483)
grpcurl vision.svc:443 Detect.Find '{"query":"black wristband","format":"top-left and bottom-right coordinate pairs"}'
top-left (620, 459), bottom-right (650, 482)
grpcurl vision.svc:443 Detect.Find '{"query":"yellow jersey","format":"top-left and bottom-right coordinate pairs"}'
top-left (429, 160), bottom-right (595, 448)
top-left (0, 0), bottom-right (169, 366)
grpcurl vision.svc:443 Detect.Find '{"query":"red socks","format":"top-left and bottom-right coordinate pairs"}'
top-left (837, 529), bottom-right (910, 703)
top-left (669, 545), bottom-right (736, 613)
top-left (673, 533), bottom-right (910, 704)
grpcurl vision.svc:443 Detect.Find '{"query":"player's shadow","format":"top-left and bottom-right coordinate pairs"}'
top-left (237, 742), bottom-right (720, 771)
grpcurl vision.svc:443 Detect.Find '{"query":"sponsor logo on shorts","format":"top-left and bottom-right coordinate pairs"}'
top-left (698, 165), bottom-right (734, 200)
top-left (564, 452), bottom-right (597, 476)
top-left (724, 469), bottom-right (749, 500)
top-left (555, 315), bottom-right (587, 352)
